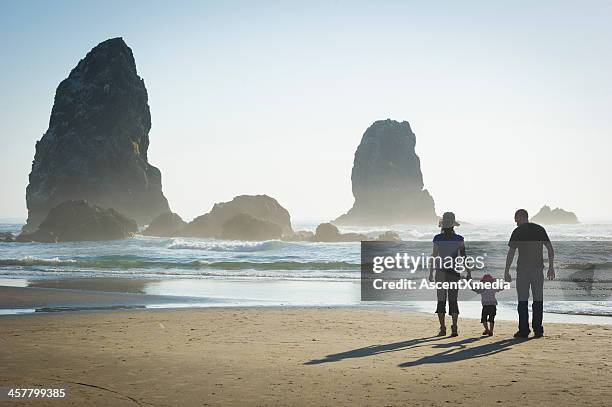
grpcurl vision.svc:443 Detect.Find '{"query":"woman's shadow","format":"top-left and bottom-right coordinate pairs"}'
top-left (304, 335), bottom-right (447, 365)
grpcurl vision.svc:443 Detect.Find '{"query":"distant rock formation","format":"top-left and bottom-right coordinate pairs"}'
top-left (282, 230), bottom-right (315, 242)
top-left (179, 195), bottom-right (293, 238)
top-left (23, 37), bottom-right (170, 233)
top-left (312, 223), bottom-right (367, 242)
top-left (17, 200), bottom-right (137, 242)
top-left (311, 223), bottom-right (401, 242)
top-left (220, 214), bottom-right (283, 241)
top-left (334, 119), bottom-right (437, 226)
top-left (375, 231), bottom-right (401, 241)
top-left (0, 232), bottom-right (15, 242)
top-left (280, 224), bottom-right (401, 242)
top-left (531, 205), bottom-right (579, 224)
top-left (142, 212), bottom-right (186, 237)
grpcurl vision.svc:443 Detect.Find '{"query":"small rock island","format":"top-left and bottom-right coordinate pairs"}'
top-left (18, 200), bottom-right (138, 242)
top-left (531, 205), bottom-right (579, 224)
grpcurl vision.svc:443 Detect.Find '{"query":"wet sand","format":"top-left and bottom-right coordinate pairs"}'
top-left (1, 306), bottom-right (610, 406)
top-left (0, 285), bottom-right (207, 312)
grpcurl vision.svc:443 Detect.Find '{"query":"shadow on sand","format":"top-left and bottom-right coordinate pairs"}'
top-left (398, 337), bottom-right (526, 367)
top-left (305, 335), bottom-right (447, 365)
top-left (305, 336), bottom-right (529, 367)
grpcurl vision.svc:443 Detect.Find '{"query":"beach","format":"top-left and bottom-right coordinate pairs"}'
top-left (1, 304), bottom-right (610, 406)
top-left (1, 222), bottom-right (611, 406)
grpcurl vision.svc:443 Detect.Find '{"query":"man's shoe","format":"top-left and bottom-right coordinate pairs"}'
top-left (437, 326), bottom-right (446, 337)
top-left (513, 331), bottom-right (530, 339)
top-left (534, 331), bottom-right (544, 338)
top-left (450, 325), bottom-right (458, 337)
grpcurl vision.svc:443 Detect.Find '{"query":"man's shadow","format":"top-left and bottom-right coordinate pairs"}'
top-left (305, 336), bottom-right (528, 367)
top-left (398, 337), bottom-right (523, 368)
top-left (304, 335), bottom-right (447, 365)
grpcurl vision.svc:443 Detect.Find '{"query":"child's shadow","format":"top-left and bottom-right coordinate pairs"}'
top-left (398, 337), bottom-right (522, 367)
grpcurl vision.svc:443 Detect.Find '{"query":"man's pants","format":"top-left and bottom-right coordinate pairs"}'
top-left (516, 271), bottom-right (544, 334)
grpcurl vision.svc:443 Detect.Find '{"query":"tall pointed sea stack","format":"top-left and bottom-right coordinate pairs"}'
top-left (334, 119), bottom-right (437, 225)
top-left (23, 38), bottom-right (170, 232)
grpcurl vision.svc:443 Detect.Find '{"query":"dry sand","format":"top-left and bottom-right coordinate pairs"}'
top-left (1, 306), bottom-right (610, 407)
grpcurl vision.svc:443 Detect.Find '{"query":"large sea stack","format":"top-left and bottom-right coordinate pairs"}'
top-left (334, 119), bottom-right (437, 225)
top-left (23, 37), bottom-right (170, 233)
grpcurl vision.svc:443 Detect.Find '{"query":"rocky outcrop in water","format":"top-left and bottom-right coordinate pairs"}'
top-left (23, 37), bottom-right (170, 233)
top-left (334, 119), bottom-right (437, 226)
top-left (142, 212), bottom-right (186, 237)
top-left (220, 214), bottom-right (283, 241)
top-left (312, 223), bottom-right (367, 242)
top-left (531, 205), bottom-right (579, 224)
top-left (179, 195), bottom-right (293, 238)
top-left (282, 230), bottom-right (316, 242)
top-left (280, 224), bottom-right (400, 242)
top-left (17, 200), bottom-right (137, 242)
top-left (375, 231), bottom-right (401, 241)
top-left (0, 232), bottom-right (16, 242)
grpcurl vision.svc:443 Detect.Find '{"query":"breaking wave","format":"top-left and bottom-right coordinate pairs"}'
top-left (167, 239), bottom-right (287, 252)
top-left (0, 256), bottom-right (359, 272)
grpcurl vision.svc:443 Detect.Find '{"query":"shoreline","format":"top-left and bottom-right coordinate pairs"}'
top-left (1, 280), bottom-right (612, 326)
top-left (1, 307), bottom-right (610, 406)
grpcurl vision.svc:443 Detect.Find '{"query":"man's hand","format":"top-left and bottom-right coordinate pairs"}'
top-left (505, 247), bottom-right (516, 284)
top-left (547, 266), bottom-right (555, 280)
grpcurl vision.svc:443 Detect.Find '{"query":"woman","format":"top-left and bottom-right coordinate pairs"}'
top-left (428, 212), bottom-right (467, 337)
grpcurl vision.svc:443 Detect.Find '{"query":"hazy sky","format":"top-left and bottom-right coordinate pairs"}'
top-left (1, 0), bottom-right (612, 223)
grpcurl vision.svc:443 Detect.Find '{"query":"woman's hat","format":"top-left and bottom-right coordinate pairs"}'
top-left (439, 212), bottom-right (460, 228)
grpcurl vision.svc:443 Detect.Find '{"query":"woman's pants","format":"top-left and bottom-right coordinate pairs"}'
top-left (435, 270), bottom-right (460, 315)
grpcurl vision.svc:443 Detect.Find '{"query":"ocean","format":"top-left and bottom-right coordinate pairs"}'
top-left (1, 221), bottom-right (611, 323)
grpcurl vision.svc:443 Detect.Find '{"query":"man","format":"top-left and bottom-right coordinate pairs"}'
top-left (504, 209), bottom-right (555, 338)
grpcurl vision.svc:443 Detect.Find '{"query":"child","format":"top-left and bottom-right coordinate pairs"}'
top-left (472, 274), bottom-right (503, 336)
